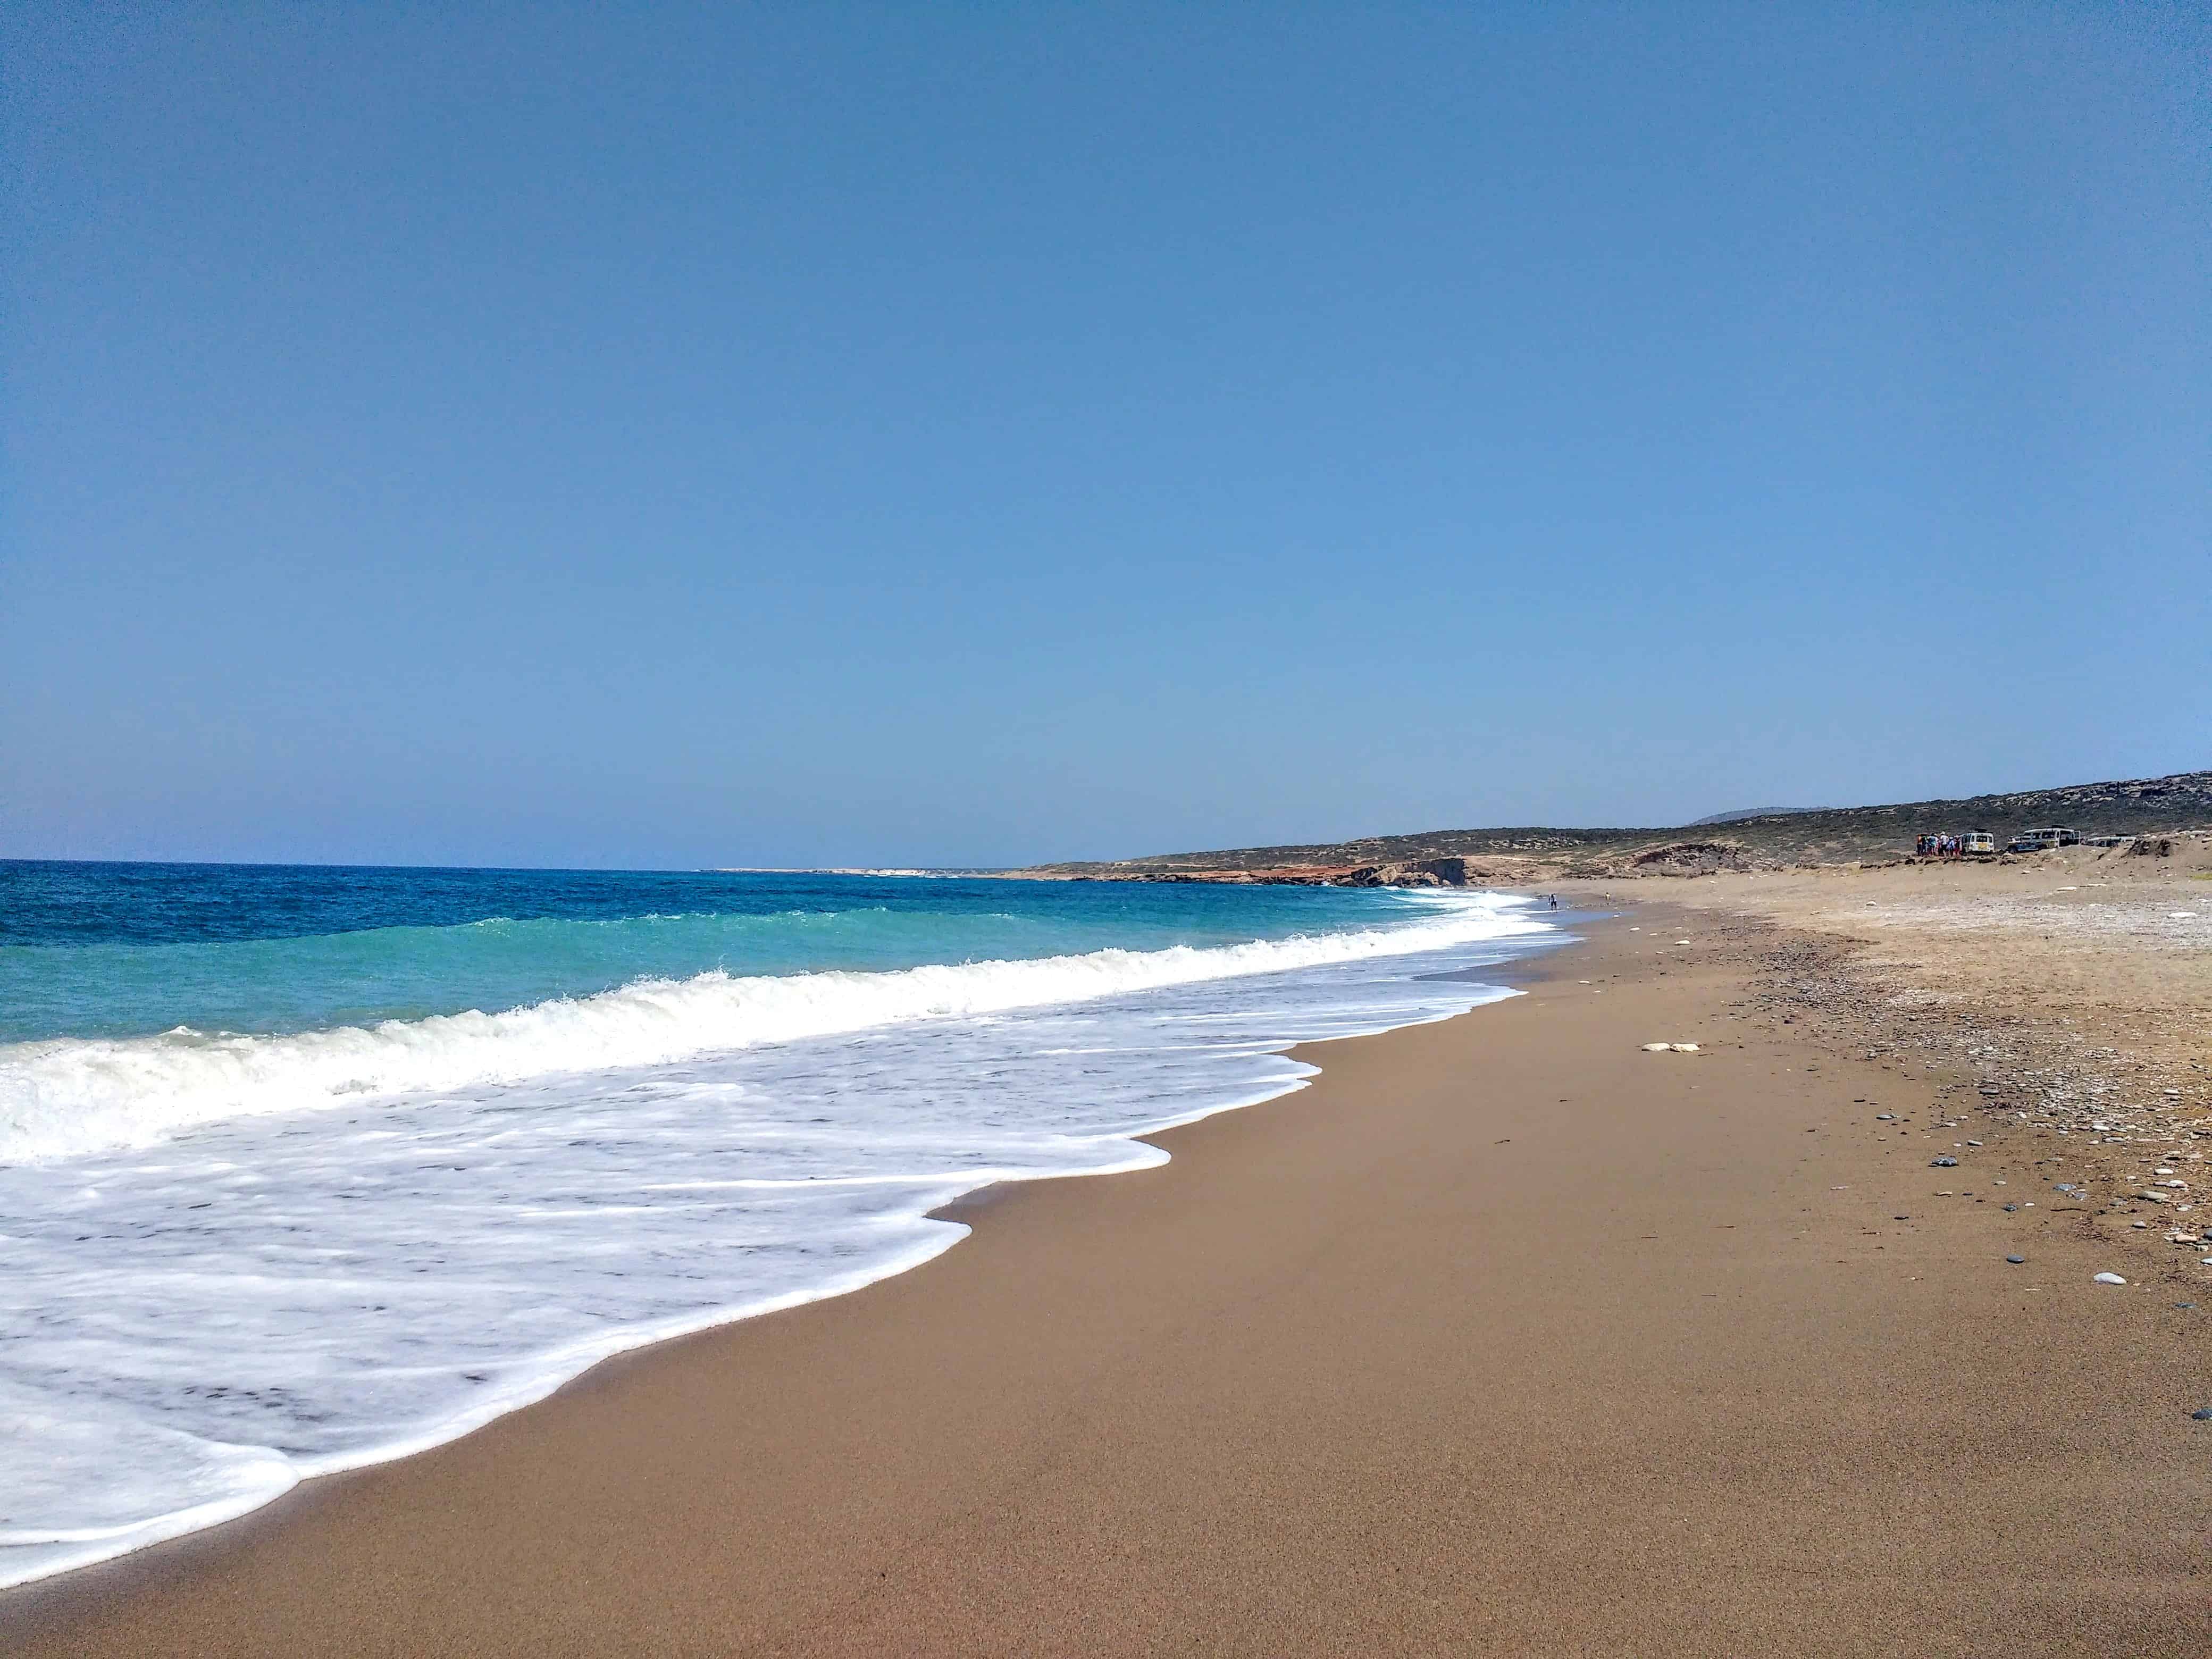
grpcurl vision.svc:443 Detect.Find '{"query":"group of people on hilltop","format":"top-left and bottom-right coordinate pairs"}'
top-left (1915, 833), bottom-right (1964, 860)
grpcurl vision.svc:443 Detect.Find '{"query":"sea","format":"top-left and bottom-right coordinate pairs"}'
top-left (0, 860), bottom-right (1562, 1588)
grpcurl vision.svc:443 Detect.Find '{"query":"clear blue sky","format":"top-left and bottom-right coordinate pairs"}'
top-left (4, 3), bottom-right (2206, 869)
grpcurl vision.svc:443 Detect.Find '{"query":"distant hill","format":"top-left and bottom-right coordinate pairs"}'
top-left (1014, 769), bottom-right (2212, 880)
top-left (1688, 807), bottom-right (1819, 826)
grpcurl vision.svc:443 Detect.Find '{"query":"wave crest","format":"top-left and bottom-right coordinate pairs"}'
top-left (0, 894), bottom-right (1545, 1162)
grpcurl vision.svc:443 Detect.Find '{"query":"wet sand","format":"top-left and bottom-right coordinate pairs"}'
top-left (12, 910), bottom-right (2208, 1656)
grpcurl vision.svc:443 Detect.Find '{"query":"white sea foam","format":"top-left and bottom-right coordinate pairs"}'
top-left (0, 893), bottom-right (1544, 1163)
top-left (0, 892), bottom-right (1557, 1589)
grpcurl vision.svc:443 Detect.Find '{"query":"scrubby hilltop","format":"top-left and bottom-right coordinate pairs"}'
top-left (1013, 769), bottom-right (2212, 886)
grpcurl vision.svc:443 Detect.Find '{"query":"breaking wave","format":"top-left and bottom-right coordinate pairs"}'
top-left (0, 892), bottom-right (1543, 1162)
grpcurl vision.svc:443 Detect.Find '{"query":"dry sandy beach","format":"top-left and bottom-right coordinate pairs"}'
top-left (12, 887), bottom-right (2210, 1657)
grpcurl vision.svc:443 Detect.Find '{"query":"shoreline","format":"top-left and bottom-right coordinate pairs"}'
top-left (2, 911), bottom-right (1565, 1613)
top-left (13, 903), bottom-right (2209, 1655)
top-left (0, 885), bottom-right (1555, 1594)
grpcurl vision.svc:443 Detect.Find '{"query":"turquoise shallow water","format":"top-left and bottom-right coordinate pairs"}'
top-left (0, 861), bottom-right (1426, 1043)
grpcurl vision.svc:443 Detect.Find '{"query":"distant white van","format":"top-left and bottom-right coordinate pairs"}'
top-left (2008, 827), bottom-right (2079, 853)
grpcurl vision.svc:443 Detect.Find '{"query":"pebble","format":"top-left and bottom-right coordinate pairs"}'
top-left (2006, 1255), bottom-right (2025, 1264)
top-left (2196, 1408), bottom-right (2212, 1421)
top-left (2094, 1272), bottom-right (2127, 1285)
top-left (1931, 1156), bottom-right (1958, 1167)
top-left (1875, 1113), bottom-right (1894, 1121)
top-left (2002, 1203), bottom-right (2019, 1212)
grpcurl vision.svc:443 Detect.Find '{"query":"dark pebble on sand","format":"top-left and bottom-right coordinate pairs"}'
top-left (2195, 1408), bottom-right (2212, 1421)
top-left (2006, 1255), bottom-right (2025, 1264)
top-left (1931, 1156), bottom-right (1958, 1167)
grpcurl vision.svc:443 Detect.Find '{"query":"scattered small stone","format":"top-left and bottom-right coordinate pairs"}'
top-left (2194, 1408), bottom-right (2212, 1421)
top-left (2003, 1203), bottom-right (2020, 1212)
top-left (2094, 1272), bottom-right (2127, 1285)
top-left (1876, 1113), bottom-right (1894, 1121)
top-left (2006, 1255), bottom-right (2025, 1264)
top-left (1931, 1156), bottom-right (1958, 1167)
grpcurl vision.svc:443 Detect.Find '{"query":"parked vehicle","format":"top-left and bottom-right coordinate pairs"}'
top-left (2008, 827), bottom-right (2079, 853)
top-left (2085, 834), bottom-right (2128, 848)
top-left (1962, 831), bottom-right (1997, 856)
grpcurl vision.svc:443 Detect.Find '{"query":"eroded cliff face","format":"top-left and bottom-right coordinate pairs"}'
top-left (1557, 842), bottom-right (1770, 879)
top-left (1331, 856), bottom-right (1535, 887)
top-left (1162, 849), bottom-right (1762, 887)
top-left (1045, 855), bottom-right (1550, 889)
